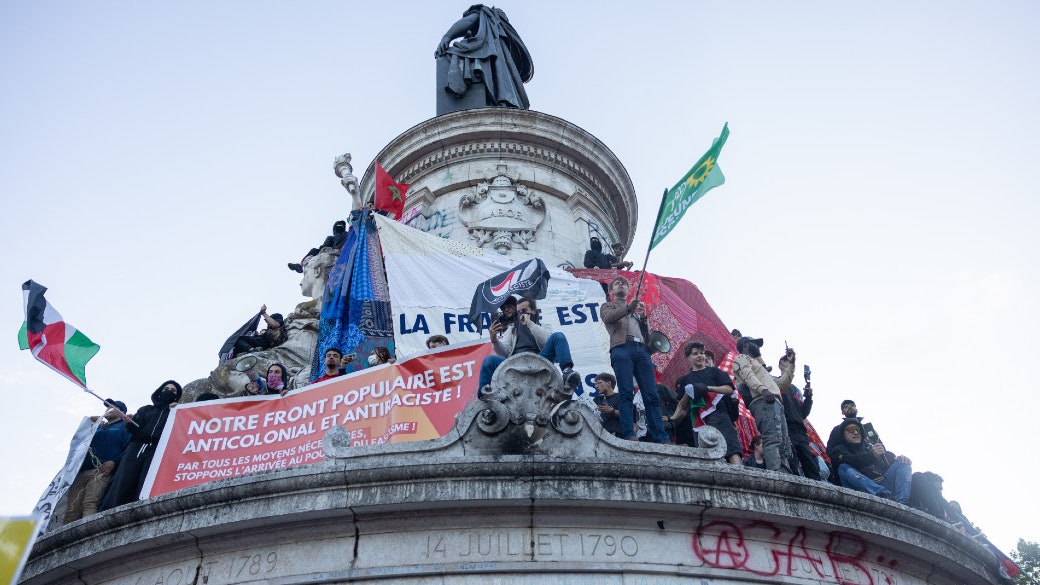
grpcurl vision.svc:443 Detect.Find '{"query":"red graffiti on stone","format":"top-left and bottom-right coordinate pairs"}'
top-left (692, 520), bottom-right (899, 585)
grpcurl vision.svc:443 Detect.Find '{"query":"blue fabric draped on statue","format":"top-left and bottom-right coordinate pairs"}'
top-left (311, 210), bottom-right (395, 380)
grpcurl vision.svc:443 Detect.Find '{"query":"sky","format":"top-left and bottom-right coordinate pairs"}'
top-left (2, 0), bottom-right (1038, 556)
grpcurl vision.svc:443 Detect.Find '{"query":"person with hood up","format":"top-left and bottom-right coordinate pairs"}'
top-left (827, 418), bottom-right (913, 504)
top-left (288, 219), bottom-right (348, 273)
top-left (99, 380), bottom-right (182, 510)
top-left (583, 236), bottom-right (613, 269)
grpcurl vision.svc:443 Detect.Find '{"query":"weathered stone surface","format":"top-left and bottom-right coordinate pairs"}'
top-left (357, 109), bottom-right (639, 269)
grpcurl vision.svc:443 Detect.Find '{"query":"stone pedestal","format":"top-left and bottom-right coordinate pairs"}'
top-left (357, 109), bottom-right (637, 269)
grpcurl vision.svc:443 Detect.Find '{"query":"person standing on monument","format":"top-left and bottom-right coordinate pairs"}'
top-left (732, 337), bottom-right (795, 473)
top-left (600, 276), bottom-right (671, 443)
top-left (100, 381), bottom-right (182, 510)
top-left (666, 342), bottom-right (742, 464)
top-left (64, 400), bottom-right (131, 522)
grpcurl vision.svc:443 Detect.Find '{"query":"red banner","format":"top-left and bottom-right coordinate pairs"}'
top-left (143, 342), bottom-right (493, 498)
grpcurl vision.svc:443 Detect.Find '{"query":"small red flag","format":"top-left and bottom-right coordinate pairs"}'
top-left (374, 163), bottom-right (409, 219)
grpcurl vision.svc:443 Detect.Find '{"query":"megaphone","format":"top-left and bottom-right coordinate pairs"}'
top-left (648, 331), bottom-right (671, 355)
top-left (234, 355), bottom-right (259, 377)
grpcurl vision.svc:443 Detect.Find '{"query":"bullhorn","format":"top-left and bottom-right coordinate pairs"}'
top-left (234, 355), bottom-right (259, 376)
top-left (648, 331), bottom-right (671, 354)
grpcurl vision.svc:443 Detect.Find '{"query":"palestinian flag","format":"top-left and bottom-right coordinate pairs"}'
top-left (18, 280), bottom-right (100, 389)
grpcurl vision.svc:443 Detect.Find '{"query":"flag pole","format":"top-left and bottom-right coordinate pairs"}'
top-left (82, 387), bottom-right (140, 428)
top-left (632, 188), bottom-right (669, 304)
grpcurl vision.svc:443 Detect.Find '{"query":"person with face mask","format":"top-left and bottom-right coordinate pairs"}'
top-left (732, 337), bottom-right (796, 473)
top-left (288, 219), bottom-right (348, 273)
top-left (99, 380), bottom-right (182, 510)
top-left (266, 363), bottom-right (290, 396)
top-left (583, 236), bottom-right (612, 269)
top-left (367, 346), bottom-right (393, 367)
top-left (238, 362), bottom-right (291, 397)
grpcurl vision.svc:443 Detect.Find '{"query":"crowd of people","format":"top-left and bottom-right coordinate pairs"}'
top-left (60, 235), bottom-right (978, 546)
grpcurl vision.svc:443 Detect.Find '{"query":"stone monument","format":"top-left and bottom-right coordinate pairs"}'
top-left (22, 9), bottom-right (1012, 585)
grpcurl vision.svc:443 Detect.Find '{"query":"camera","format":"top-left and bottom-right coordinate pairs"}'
top-left (593, 394), bottom-right (606, 406)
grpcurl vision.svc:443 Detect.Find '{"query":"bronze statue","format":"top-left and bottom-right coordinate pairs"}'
top-left (435, 5), bottom-right (533, 116)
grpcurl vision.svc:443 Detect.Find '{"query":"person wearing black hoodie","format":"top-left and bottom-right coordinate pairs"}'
top-left (99, 380), bottom-right (182, 510)
top-left (583, 236), bottom-right (612, 269)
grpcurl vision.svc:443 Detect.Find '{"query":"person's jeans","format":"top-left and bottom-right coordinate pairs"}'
top-left (609, 341), bottom-right (670, 443)
top-left (748, 397), bottom-right (792, 473)
top-left (837, 460), bottom-right (912, 504)
top-left (478, 333), bottom-right (574, 389)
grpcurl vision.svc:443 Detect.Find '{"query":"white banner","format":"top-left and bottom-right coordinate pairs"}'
top-left (375, 215), bottom-right (611, 401)
top-left (33, 417), bottom-right (98, 534)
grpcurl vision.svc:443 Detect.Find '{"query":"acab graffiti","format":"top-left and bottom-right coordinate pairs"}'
top-left (692, 520), bottom-right (901, 585)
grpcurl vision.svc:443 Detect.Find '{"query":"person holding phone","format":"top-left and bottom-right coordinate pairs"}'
top-left (593, 373), bottom-right (636, 438)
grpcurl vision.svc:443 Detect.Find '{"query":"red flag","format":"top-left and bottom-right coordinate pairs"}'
top-left (375, 163), bottom-right (409, 219)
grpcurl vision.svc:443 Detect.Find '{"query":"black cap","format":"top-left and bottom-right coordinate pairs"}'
top-left (737, 336), bottom-right (764, 349)
top-left (106, 399), bottom-right (128, 413)
top-left (841, 399), bottom-right (856, 408)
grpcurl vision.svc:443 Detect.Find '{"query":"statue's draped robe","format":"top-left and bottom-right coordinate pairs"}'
top-left (443, 6), bottom-right (533, 110)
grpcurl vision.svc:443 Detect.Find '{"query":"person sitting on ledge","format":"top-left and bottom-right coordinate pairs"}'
top-left (827, 418), bottom-right (912, 504)
top-left (233, 304), bottom-right (286, 356)
top-left (478, 295), bottom-right (581, 392)
top-left (288, 219), bottom-right (347, 273)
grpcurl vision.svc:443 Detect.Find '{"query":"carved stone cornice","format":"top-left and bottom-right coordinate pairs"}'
top-left (356, 109), bottom-right (638, 252)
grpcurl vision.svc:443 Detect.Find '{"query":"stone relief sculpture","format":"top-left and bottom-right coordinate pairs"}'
top-left (458, 173), bottom-right (545, 253)
top-left (435, 5), bottom-right (533, 116)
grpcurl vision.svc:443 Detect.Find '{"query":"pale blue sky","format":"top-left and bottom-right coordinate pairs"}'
top-left (2, 1), bottom-right (1038, 554)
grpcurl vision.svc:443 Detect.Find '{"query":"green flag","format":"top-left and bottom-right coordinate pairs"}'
top-left (650, 123), bottom-right (730, 250)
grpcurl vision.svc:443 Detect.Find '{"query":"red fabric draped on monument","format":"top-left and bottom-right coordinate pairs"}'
top-left (569, 269), bottom-right (757, 454)
top-left (567, 269), bottom-right (735, 387)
